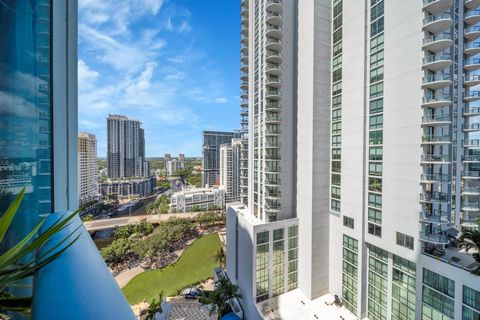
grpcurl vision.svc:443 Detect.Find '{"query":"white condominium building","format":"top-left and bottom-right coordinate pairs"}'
top-left (220, 139), bottom-right (242, 204)
top-left (227, 1), bottom-right (480, 320)
top-left (78, 132), bottom-right (98, 205)
top-left (170, 187), bottom-right (225, 213)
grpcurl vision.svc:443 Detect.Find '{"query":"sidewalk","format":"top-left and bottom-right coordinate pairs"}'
top-left (115, 266), bottom-right (145, 288)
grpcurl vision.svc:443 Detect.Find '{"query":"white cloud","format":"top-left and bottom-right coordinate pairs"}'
top-left (214, 97), bottom-right (228, 104)
top-left (78, 60), bottom-right (99, 90)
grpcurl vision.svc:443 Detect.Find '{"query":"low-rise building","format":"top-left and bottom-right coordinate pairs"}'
top-left (170, 187), bottom-right (224, 213)
top-left (98, 177), bottom-right (156, 200)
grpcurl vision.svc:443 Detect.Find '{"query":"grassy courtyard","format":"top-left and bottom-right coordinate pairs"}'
top-left (122, 233), bottom-right (222, 304)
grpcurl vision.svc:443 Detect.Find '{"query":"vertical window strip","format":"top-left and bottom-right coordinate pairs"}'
top-left (331, 0), bottom-right (343, 213)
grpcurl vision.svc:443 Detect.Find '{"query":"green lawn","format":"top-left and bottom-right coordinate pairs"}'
top-left (122, 233), bottom-right (221, 304)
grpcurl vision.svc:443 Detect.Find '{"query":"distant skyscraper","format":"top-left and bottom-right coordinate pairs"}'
top-left (107, 114), bottom-right (148, 179)
top-left (164, 153), bottom-right (171, 171)
top-left (201, 131), bottom-right (240, 187)
top-left (179, 153), bottom-right (185, 162)
top-left (219, 139), bottom-right (241, 204)
top-left (166, 159), bottom-right (185, 176)
top-left (78, 132), bottom-right (97, 205)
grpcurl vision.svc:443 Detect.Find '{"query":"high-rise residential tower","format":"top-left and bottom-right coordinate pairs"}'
top-left (240, 0), bottom-right (250, 206)
top-left (107, 114), bottom-right (149, 179)
top-left (78, 132), bottom-right (98, 205)
top-left (220, 139), bottom-right (242, 204)
top-left (227, 1), bottom-right (480, 320)
top-left (201, 130), bottom-right (240, 187)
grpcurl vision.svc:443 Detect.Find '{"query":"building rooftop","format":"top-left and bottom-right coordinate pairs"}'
top-left (256, 290), bottom-right (358, 320)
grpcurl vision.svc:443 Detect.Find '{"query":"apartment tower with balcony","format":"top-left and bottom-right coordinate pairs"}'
top-left (226, 0), bottom-right (305, 318)
top-left (228, 0), bottom-right (480, 320)
top-left (107, 114), bottom-right (149, 179)
top-left (327, 0), bottom-right (480, 319)
top-left (78, 132), bottom-right (98, 205)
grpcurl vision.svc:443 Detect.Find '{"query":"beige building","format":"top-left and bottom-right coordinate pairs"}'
top-left (78, 132), bottom-right (98, 205)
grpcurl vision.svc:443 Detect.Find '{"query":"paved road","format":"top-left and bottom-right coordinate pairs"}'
top-left (84, 212), bottom-right (206, 232)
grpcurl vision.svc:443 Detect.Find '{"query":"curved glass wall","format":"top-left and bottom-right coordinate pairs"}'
top-left (0, 0), bottom-right (52, 266)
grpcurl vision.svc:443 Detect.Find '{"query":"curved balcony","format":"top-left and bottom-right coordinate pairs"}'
top-left (266, 62), bottom-right (281, 75)
top-left (241, 34), bottom-right (248, 45)
top-left (423, 33), bottom-right (452, 52)
top-left (422, 113), bottom-right (451, 126)
top-left (465, 26), bottom-right (480, 41)
top-left (32, 213), bottom-right (136, 320)
top-left (241, 80), bottom-right (248, 90)
top-left (266, 75), bottom-right (281, 87)
top-left (462, 187), bottom-right (480, 195)
top-left (420, 209), bottom-right (450, 224)
top-left (466, 9), bottom-right (480, 25)
top-left (265, 191), bottom-right (281, 199)
top-left (241, 44), bottom-right (248, 54)
top-left (241, 25), bottom-right (248, 36)
top-left (265, 206), bottom-right (281, 214)
top-left (465, 58), bottom-right (480, 71)
top-left (240, 91), bottom-right (248, 99)
top-left (241, 53), bottom-right (248, 63)
top-left (38, 83), bottom-right (50, 95)
top-left (265, 101), bottom-right (281, 111)
top-left (423, 0), bottom-right (453, 14)
top-left (421, 154), bottom-right (451, 163)
top-left (462, 154), bottom-right (480, 162)
top-left (465, 42), bottom-right (480, 56)
top-left (464, 106), bottom-right (480, 116)
top-left (423, 53), bottom-right (452, 71)
top-left (266, 0), bottom-right (282, 13)
top-left (422, 134), bottom-right (451, 144)
top-left (265, 88), bottom-right (281, 100)
top-left (266, 37), bottom-right (282, 51)
top-left (464, 139), bottom-right (480, 147)
top-left (241, 72), bottom-right (248, 81)
top-left (464, 122), bottom-right (480, 131)
top-left (266, 12), bottom-right (282, 25)
top-left (465, 0), bottom-right (480, 9)
top-left (265, 113), bottom-right (281, 124)
top-left (266, 24), bottom-right (282, 38)
top-left (241, 7), bottom-right (248, 17)
top-left (422, 73), bottom-right (452, 89)
top-left (422, 93), bottom-right (452, 108)
top-left (420, 191), bottom-right (449, 203)
top-left (461, 219), bottom-right (479, 228)
top-left (464, 74), bottom-right (480, 86)
top-left (464, 90), bottom-right (480, 102)
top-left (420, 173), bottom-right (450, 183)
top-left (464, 170), bottom-right (480, 179)
top-left (423, 13), bottom-right (453, 33)
top-left (461, 202), bottom-right (480, 211)
top-left (419, 231), bottom-right (450, 245)
top-left (266, 50), bottom-right (282, 63)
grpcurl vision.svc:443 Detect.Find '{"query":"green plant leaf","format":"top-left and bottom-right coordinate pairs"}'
top-left (0, 188), bottom-right (25, 243)
top-left (0, 296), bottom-right (31, 313)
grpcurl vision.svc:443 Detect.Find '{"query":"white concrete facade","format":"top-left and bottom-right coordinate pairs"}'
top-left (170, 187), bottom-right (224, 213)
top-left (220, 139), bottom-right (242, 204)
top-left (228, 1), bottom-right (480, 320)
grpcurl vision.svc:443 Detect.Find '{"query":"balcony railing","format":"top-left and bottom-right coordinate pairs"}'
top-left (419, 231), bottom-right (449, 244)
top-left (420, 173), bottom-right (450, 182)
top-left (422, 134), bottom-right (451, 143)
top-left (32, 213), bottom-right (136, 319)
top-left (420, 191), bottom-right (449, 202)
top-left (422, 113), bottom-right (451, 123)
top-left (420, 209), bottom-right (450, 223)
top-left (462, 154), bottom-right (480, 161)
top-left (421, 154), bottom-right (450, 162)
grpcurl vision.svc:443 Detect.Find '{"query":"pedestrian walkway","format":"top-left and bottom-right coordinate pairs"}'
top-left (115, 266), bottom-right (145, 288)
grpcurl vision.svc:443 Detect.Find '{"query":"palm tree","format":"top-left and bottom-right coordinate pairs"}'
top-left (140, 292), bottom-right (163, 320)
top-left (459, 229), bottom-right (480, 262)
top-left (213, 247), bottom-right (226, 268)
top-left (206, 278), bottom-right (242, 320)
top-left (0, 188), bottom-right (79, 314)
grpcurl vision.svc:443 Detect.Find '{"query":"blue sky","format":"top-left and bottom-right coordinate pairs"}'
top-left (78, 0), bottom-right (240, 157)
